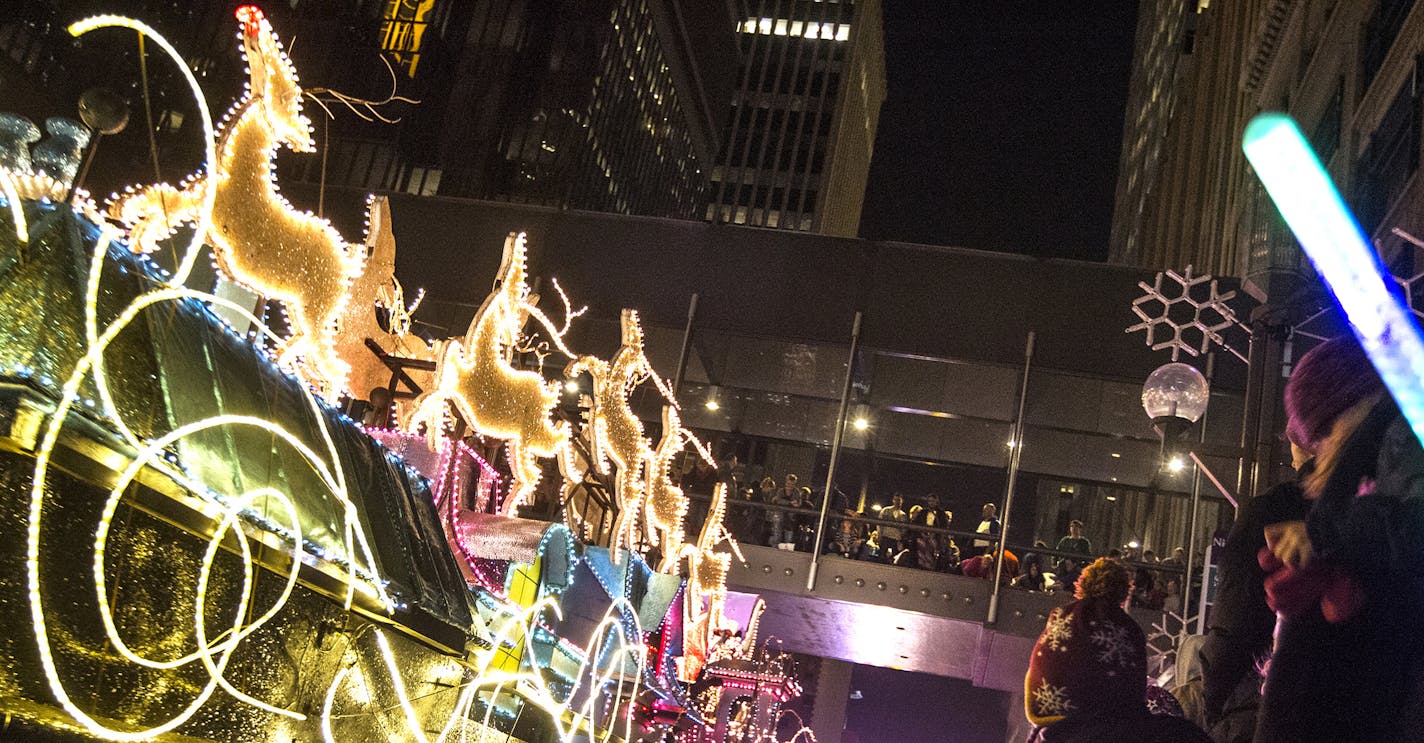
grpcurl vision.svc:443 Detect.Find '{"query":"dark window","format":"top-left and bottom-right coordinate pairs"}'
top-left (1355, 78), bottom-right (1420, 233)
top-left (1310, 80), bottom-right (1343, 163)
top-left (1362, 0), bottom-right (1417, 94)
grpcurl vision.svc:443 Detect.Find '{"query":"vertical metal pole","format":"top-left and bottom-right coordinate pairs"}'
top-left (1237, 330), bottom-right (1261, 499)
top-left (672, 293), bottom-right (700, 395)
top-left (806, 311), bottom-right (863, 591)
top-left (1184, 352), bottom-right (1214, 632)
top-left (988, 331), bottom-right (1035, 623)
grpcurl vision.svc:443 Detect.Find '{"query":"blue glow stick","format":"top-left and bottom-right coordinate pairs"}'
top-left (1243, 112), bottom-right (1424, 447)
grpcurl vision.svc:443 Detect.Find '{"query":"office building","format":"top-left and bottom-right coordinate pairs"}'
top-left (1109, 0), bottom-right (1265, 279)
top-left (708, 0), bottom-right (885, 237)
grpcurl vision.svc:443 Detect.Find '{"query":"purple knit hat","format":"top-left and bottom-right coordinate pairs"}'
top-left (1284, 336), bottom-right (1382, 453)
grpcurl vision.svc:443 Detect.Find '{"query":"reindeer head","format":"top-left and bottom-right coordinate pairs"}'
top-left (236, 6), bottom-right (314, 152)
top-left (619, 309), bottom-right (646, 350)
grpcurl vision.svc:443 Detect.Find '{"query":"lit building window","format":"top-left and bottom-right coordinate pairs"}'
top-left (740, 18), bottom-right (851, 42)
top-left (380, 0), bottom-right (437, 77)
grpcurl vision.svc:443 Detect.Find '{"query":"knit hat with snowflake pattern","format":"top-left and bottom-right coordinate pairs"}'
top-left (1024, 558), bottom-right (1147, 726)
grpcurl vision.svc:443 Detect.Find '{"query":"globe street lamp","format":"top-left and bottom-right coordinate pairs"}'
top-left (1142, 359), bottom-right (1211, 632)
top-left (1142, 361), bottom-right (1210, 464)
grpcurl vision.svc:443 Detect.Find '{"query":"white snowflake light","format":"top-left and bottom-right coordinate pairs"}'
top-left (1126, 265), bottom-right (1247, 362)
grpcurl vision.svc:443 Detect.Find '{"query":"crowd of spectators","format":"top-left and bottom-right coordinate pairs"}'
top-left (676, 460), bottom-right (1193, 605)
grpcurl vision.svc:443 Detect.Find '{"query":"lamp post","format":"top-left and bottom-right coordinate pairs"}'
top-left (1142, 360), bottom-right (1211, 627)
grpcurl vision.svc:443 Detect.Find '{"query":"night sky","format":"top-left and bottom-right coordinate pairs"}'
top-left (859, 2), bottom-right (1142, 262)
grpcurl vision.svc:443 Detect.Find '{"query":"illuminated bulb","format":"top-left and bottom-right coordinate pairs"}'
top-left (1110, 452), bottom-right (1121, 458)
top-left (852, 416), bottom-right (869, 431)
top-left (705, 399), bottom-right (720, 411)
top-left (1167, 457), bottom-right (1186, 473)
top-left (564, 379), bottom-right (580, 393)
top-left (1128, 540), bottom-right (1141, 549)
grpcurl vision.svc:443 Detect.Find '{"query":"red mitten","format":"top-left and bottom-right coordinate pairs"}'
top-left (1261, 546), bottom-right (1327, 617)
top-left (1258, 546), bottom-right (1283, 574)
top-left (1320, 570), bottom-right (1365, 623)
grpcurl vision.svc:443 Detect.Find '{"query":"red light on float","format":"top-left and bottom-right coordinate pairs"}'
top-left (235, 5), bottom-right (264, 36)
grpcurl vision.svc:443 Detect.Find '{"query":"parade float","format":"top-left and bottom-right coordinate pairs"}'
top-left (0, 7), bottom-right (800, 741)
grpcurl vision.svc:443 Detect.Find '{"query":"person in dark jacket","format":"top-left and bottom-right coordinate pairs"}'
top-left (1254, 336), bottom-right (1424, 742)
top-left (1199, 447), bottom-right (1309, 741)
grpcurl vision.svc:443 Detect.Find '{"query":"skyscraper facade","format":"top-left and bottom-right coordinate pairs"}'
top-left (332, 0), bottom-right (737, 220)
top-left (708, 0), bottom-right (885, 238)
top-left (1235, 0), bottom-right (1424, 298)
top-left (1108, 0), bottom-right (1267, 279)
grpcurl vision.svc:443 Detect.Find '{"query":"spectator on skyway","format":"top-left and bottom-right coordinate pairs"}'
top-left (1055, 519), bottom-right (1092, 587)
top-left (1013, 559), bottom-right (1047, 592)
top-left (878, 493), bottom-right (909, 563)
top-left (961, 548), bottom-right (1018, 584)
top-left (763, 476), bottom-right (788, 547)
top-left (973, 502), bottom-right (1001, 556)
top-left (913, 493), bottom-right (955, 569)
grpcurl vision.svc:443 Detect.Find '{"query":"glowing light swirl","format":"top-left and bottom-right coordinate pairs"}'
top-left (68, 14), bottom-right (216, 286)
top-left (18, 12), bottom-right (690, 743)
top-left (320, 596), bottom-right (648, 743)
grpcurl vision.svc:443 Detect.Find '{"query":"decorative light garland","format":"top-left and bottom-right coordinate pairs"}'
top-left (3, 8), bottom-right (760, 740)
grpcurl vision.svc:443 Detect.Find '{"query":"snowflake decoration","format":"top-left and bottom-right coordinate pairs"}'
top-left (1040, 607), bottom-right (1073, 652)
top-left (1394, 269), bottom-right (1424, 324)
top-left (1089, 620), bottom-right (1135, 667)
top-left (1032, 680), bottom-right (1076, 717)
top-left (1126, 265), bottom-right (1247, 362)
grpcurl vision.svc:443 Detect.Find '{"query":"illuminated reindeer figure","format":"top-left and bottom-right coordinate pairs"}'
top-left (110, 6), bottom-right (362, 397)
top-left (675, 481), bottom-right (742, 682)
top-left (336, 196), bottom-right (433, 401)
top-left (644, 404), bottom-right (715, 571)
top-left (565, 309), bottom-right (670, 558)
top-left (407, 233), bottom-right (569, 514)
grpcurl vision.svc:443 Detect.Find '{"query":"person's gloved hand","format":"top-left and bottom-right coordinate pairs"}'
top-left (1265, 520), bottom-right (1313, 568)
top-left (1260, 546), bottom-right (1323, 617)
top-left (1258, 545), bottom-right (1365, 623)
